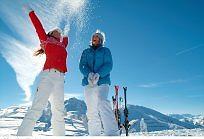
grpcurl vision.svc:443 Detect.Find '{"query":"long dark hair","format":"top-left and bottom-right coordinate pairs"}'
top-left (34, 48), bottom-right (44, 56)
top-left (33, 31), bottom-right (55, 56)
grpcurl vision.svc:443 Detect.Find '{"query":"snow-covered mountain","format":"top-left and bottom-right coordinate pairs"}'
top-left (0, 99), bottom-right (88, 136)
top-left (64, 97), bottom-right (87, 116)
top-left (169, 114), bottom-right (204, 127)
top-left (0, 97), bottom-right (203, 136)
top-left (124, 105), bottom-right (202, 133)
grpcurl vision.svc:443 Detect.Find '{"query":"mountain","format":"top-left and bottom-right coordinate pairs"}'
top-left (122, 105), bottom-right (201, 133)
top-left (64, 97), bottom-right (87, 116)
top-left (0, 102), bottom-right (87, 136)
top-left (0, 97), bottom-right (203, 136)
top-left (168, 114), bottom-right (194, 119)
top-left (169, 114), bottom-right (204, 127)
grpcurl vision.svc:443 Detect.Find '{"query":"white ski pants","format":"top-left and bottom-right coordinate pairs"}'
top-left (17, 69), bottom-right (65, 136)
top-left (84, 84), bottom-right (119, 136)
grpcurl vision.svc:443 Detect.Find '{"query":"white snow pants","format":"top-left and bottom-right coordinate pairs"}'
top-left (17, 69), bottom-right (65, 136)
top-left (84, 84), bottom-right (119, 136)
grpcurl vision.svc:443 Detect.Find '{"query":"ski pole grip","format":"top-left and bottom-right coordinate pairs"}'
top-left (123, 87), bottom-right (127, 92)
top-left (114, 85), bottom-right (119, 91)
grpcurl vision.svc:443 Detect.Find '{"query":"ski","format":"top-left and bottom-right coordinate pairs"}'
top-left (112, 85), bottom-right (121, 130)
top-left (123, 87), bottom-right (129, 136)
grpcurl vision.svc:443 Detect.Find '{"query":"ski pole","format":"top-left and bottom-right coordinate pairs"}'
top-left (112, 96), bottom-right (116, 110)
top-left (123, 87), bottom-right (129, 136)
top-left (114, 85), bottom-right (121, 130)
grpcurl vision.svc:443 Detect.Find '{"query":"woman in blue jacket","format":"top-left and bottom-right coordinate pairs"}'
top-left (79, 30), bottom-right (119, 136)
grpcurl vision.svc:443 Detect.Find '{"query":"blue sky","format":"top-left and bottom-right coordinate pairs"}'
top-left (0, 0), bottom-right (204, 115)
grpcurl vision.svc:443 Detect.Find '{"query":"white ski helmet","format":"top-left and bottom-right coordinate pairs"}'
top-left (47, 28), bottom-right (62, 36)
top-left (91, 29), bottom-right (106, 45)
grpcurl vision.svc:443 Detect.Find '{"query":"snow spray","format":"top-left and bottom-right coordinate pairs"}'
top-left (0, 0), bottom-right (90, 101)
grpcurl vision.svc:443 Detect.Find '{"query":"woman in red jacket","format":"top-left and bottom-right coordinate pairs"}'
top-left (17, 6), bottom-right (68, 136)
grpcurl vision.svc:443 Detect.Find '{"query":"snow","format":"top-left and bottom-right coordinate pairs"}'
top-left (169, 114), bottom-right (204, 127)
top-left (140, 118), bottom-right (148, 132)
top-left (0, 101), bottom-right (88, 136)
top-left (0, 0), bottom-right (90, 102)
top-left (133, 128), bottom-right (204, 136)
top-left (0, 98), bottom-right (204, 137)
top-left (0, 110), bottom-right (88, 136)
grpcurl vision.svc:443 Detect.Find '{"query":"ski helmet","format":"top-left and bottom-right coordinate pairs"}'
top-left (91, 29), bottom-right (106, 45)
top-left (47, 28), bottom-right (62, 36)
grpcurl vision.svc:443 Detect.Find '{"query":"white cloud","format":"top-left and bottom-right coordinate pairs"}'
top-left (64, 93), bottom-right (83, 100)
top-left (138, 83), bottom-right (158, 88)
top-left (0, 34), bottom-right (44, 101)
top-left (18, 101), bottom-right (32, 108)
top-left (176, 44), bottom-right (204, 56)
top-left (0, 0), bottom-right (88, 102)
top-left (138, 79), bottom-right (187, 88)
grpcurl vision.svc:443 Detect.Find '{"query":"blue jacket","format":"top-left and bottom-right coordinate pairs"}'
top-left (79, 45), bottom-right (113, 86)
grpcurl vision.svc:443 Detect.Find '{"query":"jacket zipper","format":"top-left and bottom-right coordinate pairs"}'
top-left (93, 50), bottom-right (96, 73)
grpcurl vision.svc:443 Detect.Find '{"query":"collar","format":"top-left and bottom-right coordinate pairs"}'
top-left (89, 44), bottom-right (103, 51)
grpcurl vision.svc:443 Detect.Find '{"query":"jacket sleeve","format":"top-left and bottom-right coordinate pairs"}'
top-left (97, 48), bottom-right (113, 78)
top-left (62, 37), bottom-right (69, 48)
top-left (79, 50), bottom-right (91, 78)
top-left (29, 11), bottom-right (47, 42)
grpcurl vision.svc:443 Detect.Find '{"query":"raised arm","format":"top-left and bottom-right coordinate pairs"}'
top-left (62, 36), bottom-right (69, 48)
top-left (29, 11), bottom-right (47, 42)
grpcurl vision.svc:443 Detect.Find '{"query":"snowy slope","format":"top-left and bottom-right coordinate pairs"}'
top-left (133, 128), bottom-right (204, 136)
top-left (0, 105), bottom-right (88, 136)
top-left (0, 97), bottom-right (203, 136)
top-left (169, 114), bottom-right (204, 127)
top-left (125, 105), bottom-right (201, 133)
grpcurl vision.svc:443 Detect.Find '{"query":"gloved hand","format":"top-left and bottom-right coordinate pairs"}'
top-left (88, 72), bottom-right (94, 86)
top-left (92, 73), bottom-right (100, 85)
top-left (23, 4), bottom-right (33, 13)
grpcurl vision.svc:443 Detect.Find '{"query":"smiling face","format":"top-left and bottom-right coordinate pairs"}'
top-left (51, 30), bottom-right (61, 39)
top-left (92, 35), bottom-right (101, 46)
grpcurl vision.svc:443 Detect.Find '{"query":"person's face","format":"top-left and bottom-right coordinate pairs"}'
top-left (51, 30), bottom-right (61, 39)
top-left (92, 35), bottom-right (100, 46)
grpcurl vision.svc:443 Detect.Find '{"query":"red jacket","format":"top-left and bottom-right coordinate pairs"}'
top-left (29, 11), bottom-right (68, 73)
